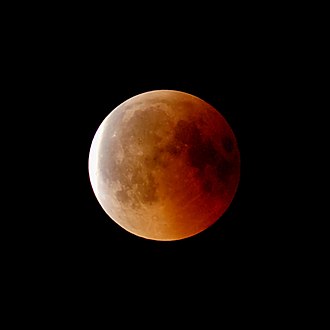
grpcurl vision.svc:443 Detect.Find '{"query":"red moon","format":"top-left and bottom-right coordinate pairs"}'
top-left (88, 90), bottom-right (240, 241)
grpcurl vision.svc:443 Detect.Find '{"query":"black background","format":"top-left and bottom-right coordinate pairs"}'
top-left (8, 4), bottom-right (310, 325)
top-left (50, 36), bottom-right (281, 304)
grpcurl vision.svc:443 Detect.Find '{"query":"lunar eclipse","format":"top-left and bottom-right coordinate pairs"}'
top-left (88, 90), bottom-right (240, 241)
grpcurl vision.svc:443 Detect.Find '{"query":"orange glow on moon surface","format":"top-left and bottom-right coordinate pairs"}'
top-left (88, 90), bottom-right (240, 241)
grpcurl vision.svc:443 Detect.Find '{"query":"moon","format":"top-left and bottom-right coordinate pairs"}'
top-left (88, 90), bottom-right (240, 241)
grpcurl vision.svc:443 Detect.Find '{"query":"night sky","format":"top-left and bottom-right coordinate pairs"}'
top-left (11, 8), bottom-right (303, 324)
top-left (52, 44), bottom-right (278, 288)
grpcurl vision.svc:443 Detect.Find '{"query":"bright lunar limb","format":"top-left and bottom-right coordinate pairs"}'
top-left (88, 90), bottom-right (240, 241)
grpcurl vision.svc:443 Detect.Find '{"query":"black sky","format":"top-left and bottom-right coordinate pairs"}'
top-left (48, 38), bottom-right (280, 286)
top-left (9, 7), bottom-right (306, 324)
top-left (38, 35), bottom-right (276, 269)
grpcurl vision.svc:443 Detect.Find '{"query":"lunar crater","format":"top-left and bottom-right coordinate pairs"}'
top-left (223, 135), bottom-right (234, 153)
